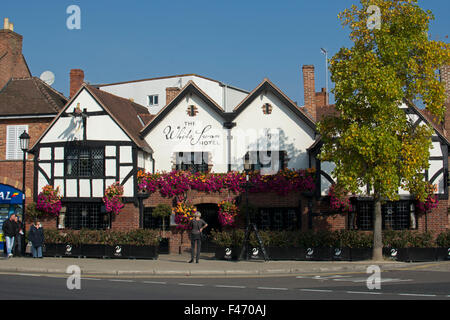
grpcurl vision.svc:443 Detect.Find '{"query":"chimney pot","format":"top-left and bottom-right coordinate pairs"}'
top-left (9, 22), bottom-right (13, 32)
top-left (3, 18), bottom-right (9, 30)
top-left (70, 69), bottom-right (85, 98)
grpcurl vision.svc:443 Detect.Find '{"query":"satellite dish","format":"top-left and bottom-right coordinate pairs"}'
top-left (40, 71), bottom-right (55, 86)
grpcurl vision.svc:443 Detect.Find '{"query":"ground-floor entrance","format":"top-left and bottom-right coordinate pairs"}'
top-left (196, 203), bottom-right (221, 253)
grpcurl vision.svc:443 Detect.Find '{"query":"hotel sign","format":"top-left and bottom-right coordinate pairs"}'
top-left (163, 121), bottom-right (220, 146)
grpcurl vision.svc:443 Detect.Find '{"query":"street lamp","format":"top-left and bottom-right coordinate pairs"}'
top-left (19, 130), bottom-right (30, 256)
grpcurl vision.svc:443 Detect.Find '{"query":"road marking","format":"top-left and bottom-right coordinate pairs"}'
top-left (346, 291), bottom-right (382, 295)
top-left (178, 283), bottom-right (205, 287)
top-left (17, 273), bottom-right (41, 277)
top-left (398, 293), bottom-right (437, 297)
top-left (109, 279), bottom-right (134, 283)
top-left (257, 287), bottom-right (288, 291)
top-left (143, 281), bottom-right (167, 285)
top-left (215, 285), bottom-right (246, 289)
top-left (300, 289), bottom-right (333, 293)
top-left (82, 278), bottom-right (102, 281)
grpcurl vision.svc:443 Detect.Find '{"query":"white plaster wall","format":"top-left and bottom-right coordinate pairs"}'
top-left (143, 93), bottom-right (228, 173)
top-left (231, 90), bottom-right (315, 172)
top-left (99, 75), bottom-right (248, 114)
top-left (41, 88), bottom-right (131, 143)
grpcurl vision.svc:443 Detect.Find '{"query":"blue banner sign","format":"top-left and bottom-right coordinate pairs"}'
top-left (0, 184), bottom-right (24, 205)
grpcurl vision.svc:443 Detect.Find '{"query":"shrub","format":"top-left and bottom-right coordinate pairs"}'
top-left (436, 230), bottom-right (450, 247)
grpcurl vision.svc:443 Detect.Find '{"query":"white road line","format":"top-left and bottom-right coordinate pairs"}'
top-left (346, 291), bottom-right (382, 295)
top-left (143, 281), bottom-right (167, 285)
top-left (300, 289), bottom-right (333, 293)
top-left (215, 285), bottom-right (246, 289)
top-left (178, 283), bottom-right (205, 287)
top-left (109, 279), bottom-right (134, 283)
top-left (257, 287), bottom-right (288, 291)
top-left (18, 274), bottom-right (41, 277)
top-left (82, 278), bottom-right (102, 281)
top-left (398, 293), bottom-right (437, 297)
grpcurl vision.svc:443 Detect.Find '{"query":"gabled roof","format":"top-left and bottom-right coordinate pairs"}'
top-left (0, 77), bottom-right (67, 116)
top-left (403, 98), bottom-right (450, 145)
top-left (30, 84), bottom-right (152, 152)
top-left (140, 80), bottom-right (226, 136)
top-left (307, 99), bottom-right (450, 155)
top-left (94, 73), bottom-right (249, 94)
top-left (231, 78), bottom-right (316, 132)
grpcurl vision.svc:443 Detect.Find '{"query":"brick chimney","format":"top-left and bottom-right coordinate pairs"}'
top-left (166, 87), bottom-right (181, 105)
top-left (441, 65), bottom-right (450, 137)
top-left (302, 65), bottom-right (316, 121)
top-left (0, 18), bottom-right (31, 89)
top-left (70, 69), bottom-right (85, 98)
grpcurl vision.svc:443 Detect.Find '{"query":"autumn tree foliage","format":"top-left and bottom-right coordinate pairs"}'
top-left (318, 0), bottom-right (450, 260)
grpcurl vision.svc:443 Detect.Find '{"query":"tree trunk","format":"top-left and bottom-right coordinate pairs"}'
top-left (372, 195), bottom-right (383, 261)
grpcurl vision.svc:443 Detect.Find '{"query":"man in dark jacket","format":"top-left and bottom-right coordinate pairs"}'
top-left (2, 214), bottom-right (17, 258)
top-left (14, 216), bottom-right (23, 257)
top-left (28, 221), bottom-right (44, 258)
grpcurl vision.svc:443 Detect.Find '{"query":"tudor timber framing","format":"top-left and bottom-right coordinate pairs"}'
top-left (33, 140), bottom-right (138, 203)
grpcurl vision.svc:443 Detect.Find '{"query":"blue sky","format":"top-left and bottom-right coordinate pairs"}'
top-left (1, 0), bottom-right (449, 105)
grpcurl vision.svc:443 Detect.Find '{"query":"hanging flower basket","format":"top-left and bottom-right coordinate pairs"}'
top-left (36, 185), bottom-right (62, 216)
top-left (416, 184), bottom-right (439, 213)
top-left (103, 182), bottom-right (125, 214)
top-left (173, 202), bottom-right (197, 230)
top-left (218, 198), bottom-right (239, 227)
top-left (328, 184), bottom-right (352, 213)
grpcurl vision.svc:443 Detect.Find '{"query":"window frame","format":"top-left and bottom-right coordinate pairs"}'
top-left (148, 94), bottom-right (159, 107)
top-left (244, 150), bottom-right (287, 172)
top-left (143, 207), bottom-right (171, 231)
top-left (6, 125), bottom-right (29, 160)
top-left (65, 146), bottom-right (105, 178)
top-left (64, 202), bottom-right (109, 230)
top-left (175, 152), bottom-right (209, 173)
top-left (254, 207), bottom-right (301, 231)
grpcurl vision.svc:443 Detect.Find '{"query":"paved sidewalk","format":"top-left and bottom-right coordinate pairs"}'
top-left (1, 254), bottom-right (449, 277)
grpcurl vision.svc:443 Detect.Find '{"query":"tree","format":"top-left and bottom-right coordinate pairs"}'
top-left (152, 203), bottom-right (172, 237)
top-left (318, 0), bottom-right (450, 260)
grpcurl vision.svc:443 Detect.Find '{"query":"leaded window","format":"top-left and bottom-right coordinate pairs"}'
top-left (66, 146), bottom-right (105, 177)
top-left (355, 200), bottom-right (414, 230)
top-left (244, 151), bottom-right (287, 172)
top-left (143, 207), bottom-right (170, 230)
top-left (255, 208), bottom-right (301, 231)
top-left (175, 152), bottom-right (209, 173)
top-left (64, 203), bottom-right (109, 230)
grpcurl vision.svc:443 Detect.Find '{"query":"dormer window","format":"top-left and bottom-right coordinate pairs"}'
top-left (148, 95), bottom-right (159, 107)
top-left (187, 105), bottom-right (198, 117)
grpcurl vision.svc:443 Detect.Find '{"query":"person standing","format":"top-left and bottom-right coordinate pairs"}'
top-left (2, 214), bottom-right (17, 258)
top-left (28, 221), bottom-right (44, 258)
top-left (14, 216), bottom-right (23, 257)
top-left (188, 212), bottom-right (208, 264)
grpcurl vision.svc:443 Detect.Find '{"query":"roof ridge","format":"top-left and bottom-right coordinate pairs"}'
top-left (33, 76), bottom-right (68, 101)
top-left (32, 77), bottom-right (61, 113)
top-left (89, 84), bottom-right (148, 113)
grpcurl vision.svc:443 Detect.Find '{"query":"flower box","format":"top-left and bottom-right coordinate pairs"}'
top-left (331, 247), bottom-right (352, 261)
top-left (215, 246), bottom-right (240, 261)
top-left (402, 248), bottom-right (438, 262)
top-left (104, 245), bottom-right (131, 258)
top-left (129, 245), bottom-right (159, 259)
top-left (350, 248), bottom-right (372, 261)
top-left (436, 247), bottom-right (450, 261)
top-left (62, 244), bottom-right (82, 257)
top-left (266, 247), bottom-right (303, 260)
top-left (158, 238), bottom-right (170, 254)
top-left (82, 244), bottom-right (106, 258)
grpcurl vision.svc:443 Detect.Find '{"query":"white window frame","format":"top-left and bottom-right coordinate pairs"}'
top-left (148, 94), bottom-right (159, 107)
top-left (6, 125), bottom-right (28, 160)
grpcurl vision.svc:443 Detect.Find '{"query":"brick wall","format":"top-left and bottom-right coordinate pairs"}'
top-left (0, 118), bottom-right (53, 199)
top-left (0, 29), bottom-right (31, 89)
top-left (302, 65), bottom-right (316, 121)
top-left (166, 87), bottom-right (181, 105)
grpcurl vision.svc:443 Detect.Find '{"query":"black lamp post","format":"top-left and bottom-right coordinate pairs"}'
top-left (19, 130), bottom-right (30, 256)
